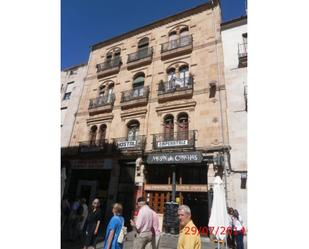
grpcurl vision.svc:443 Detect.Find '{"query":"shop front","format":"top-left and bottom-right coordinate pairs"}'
top-left (145, 151), bottom-right (209, 230)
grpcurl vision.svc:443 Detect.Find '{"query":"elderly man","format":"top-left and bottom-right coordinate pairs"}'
top-left (177, 205), bottom-right (201, 249)
top-left (130, 197), bottom-right (154, 249)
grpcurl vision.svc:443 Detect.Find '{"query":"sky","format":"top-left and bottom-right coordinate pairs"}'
top-left (61, 0), bottom-right (246, 69)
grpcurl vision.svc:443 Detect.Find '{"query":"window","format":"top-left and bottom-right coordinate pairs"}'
top-left (98, 124), bottom-right (107, 145)
top-left (61, 107), bottom-right (67, 126)
top-left (132, 73), bottom-right (145, 97)
top-left (137, 37), bottom-right (149, 58)
top-left (127, 120), bottom-right (140, 141)
top-left (63, 81), bottom-right (74, 100)
top-left (89, 125), bottom-right (97, 145)
top-left (63, 92), bottom-right (71, 100)
top-left (242, 33), bottom-right (247, 44)
top-left (163, 114), bottom-right (174, 140)
top-left (177, 113), bottom-right (189, 140)
top-left (179, 65), bottom-right (189, 86)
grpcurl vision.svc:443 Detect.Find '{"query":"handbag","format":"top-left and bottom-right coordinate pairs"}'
top-left (117, 217), bottom-right (127, 244)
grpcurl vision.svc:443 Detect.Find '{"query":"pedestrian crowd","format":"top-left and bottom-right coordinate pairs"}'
top-left (62, 197), bottom-right (244, 249)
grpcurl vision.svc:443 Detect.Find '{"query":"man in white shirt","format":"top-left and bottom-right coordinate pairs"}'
top-left (130, 197), bottom-right (153, 249)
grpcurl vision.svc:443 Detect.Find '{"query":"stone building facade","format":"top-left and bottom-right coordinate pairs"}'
top-left (221, 16), bottom-right (247, 227)
top-left (62, 0), bottom-right (233, 230)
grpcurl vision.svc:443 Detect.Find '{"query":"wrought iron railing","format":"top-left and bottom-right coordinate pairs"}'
top-left (79, 139), bottom-right (107, 152)
top-left (89, 94), bottom-right (115, 109)
top-left (121, 86), bottom-right (149, 103)
top-left (96, 57), bottom-right (122, 72)
top-left (113, 135), bottom-right (146, 150)
top-left (152, 130), bottom-right (196, 150)
top-left (161, 35), bottom-right (193, 53)
top-left (158, 76), bottom-right (193, 95)
top-left (238, 43), bottom-right (247, 58)
top-left (127, 47), bottom-right (153, 63)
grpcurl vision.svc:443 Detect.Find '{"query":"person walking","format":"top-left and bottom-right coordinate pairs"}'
top-left (227, 207), bottom-right (236, 249)
top-left (78, 199), bottom-right (89, 237)
top-left (145, 208), bottom-right (161, 249)
top-left (177, 205), bottom-right (201, 249)
top-left (232, 209), bottom-right (244, 249)
top-left (130, 197), bottom-right (153, 249)
top-left (68, 198), bottom-right (81, 241)
top-left (103, 203), bottom-right (125, 249)
top-left (82, 198), bottom-right (102, 249)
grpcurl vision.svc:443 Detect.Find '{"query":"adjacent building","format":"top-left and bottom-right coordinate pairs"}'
top-left (62, 0), bottom-right (242, 231)
top-left (61, 63), bottom-right (88, 147)
top-left (221, 16), bottom-right (247, 226)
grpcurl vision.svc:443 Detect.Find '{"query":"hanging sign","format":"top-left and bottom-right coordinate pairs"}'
top-left (157, 140), bottom-right (188, 148)
top-left (117, 140), bottom-right (136, 148)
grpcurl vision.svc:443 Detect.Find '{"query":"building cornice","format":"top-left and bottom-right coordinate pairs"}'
top-left (221, 16), bottom-right (247, 31)
top-left (91, 0), bottom-right (219, 51)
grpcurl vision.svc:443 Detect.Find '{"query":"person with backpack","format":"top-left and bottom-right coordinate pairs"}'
top-left (103, 203), bottom-right (125, 249)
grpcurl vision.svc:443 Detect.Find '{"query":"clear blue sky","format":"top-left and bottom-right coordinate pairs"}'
top-left (61, 0), bottom-right (246, 69)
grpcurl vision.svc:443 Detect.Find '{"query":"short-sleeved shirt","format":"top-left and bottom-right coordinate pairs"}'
top-left (177, 220), bottom-right (201, 249)
top-left (85, 209), bottom-right (102, 233)
top-left (135, 205), bottom-right (153, 233)
top-left (103, 215), bottom-right (124, 249)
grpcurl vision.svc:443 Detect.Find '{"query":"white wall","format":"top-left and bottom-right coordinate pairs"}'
top-left (61, 64), bottom-right (88, 147)
top-left (221, 20), bottom-right (248, 227)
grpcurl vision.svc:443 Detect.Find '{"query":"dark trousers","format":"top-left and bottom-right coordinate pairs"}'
top-left (235, 231), bottom-right (244, 249)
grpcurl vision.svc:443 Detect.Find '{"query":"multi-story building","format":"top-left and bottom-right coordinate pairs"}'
top-left (62, 0), bottom-right (231, 229)
top-left (61, 63), bottom-right (88, 147)
top-left (61, 63), bottom-right (88, 198)
top-left (221, 16), bottom-right (247, 226)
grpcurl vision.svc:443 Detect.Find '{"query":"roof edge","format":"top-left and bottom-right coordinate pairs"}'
top-left (221, 15), bottom-right (247, 31)
top-left (91, 0), bottom-right (219, 51)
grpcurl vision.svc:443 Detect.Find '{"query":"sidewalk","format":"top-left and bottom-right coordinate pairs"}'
top-left (62, 231), bottom-right (247, 249)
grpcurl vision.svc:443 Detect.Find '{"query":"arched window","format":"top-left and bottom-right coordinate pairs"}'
top-left (106, 51), bottom-right (113, 63)
top-left (89, 125), bottom-right (98, 145)
top-left (169, 31), bottom-right (178, 50)
top-left (179, 65), bottom-right (189, 86)
top-left (167, 68), bottom-right (176, 90)
top-left (138, 37), bottom-right (149, 58)
top-left (179, 27), bottom-right (190, 46)
top-left (163, 114), bottom-right (174, 140)
top-left (177, 113), bottom-right (189, 140)
top-left (127, 120), bottom-right (140, 141)
top-left (133, 73), bottom-right (145, 97)
top-left (99, 84), bottom-right (106, 96)
top-left (107, 83), bottom-right (114, 103)
top-left (98, 124), bottom-right (107, 145)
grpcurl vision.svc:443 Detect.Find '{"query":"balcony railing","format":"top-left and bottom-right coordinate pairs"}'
top-left (79, 139), bottom-right (107, 153)
top-left (113, 135), bottom-right (146, 151)
top-left (161, 35), bottom-right (193, 53)
top-left (121, 86), bottom-right (149, 103)
top-left (158, 76), bottom-right (193, 95)
top-left (96, 57), bottom-right (122, 72)
top-left (152, 130), bottom-right (196, 150)
top-left (89, 94), bottom-right (115, 109)
top-left (127, 47), bottom-right (153, 63)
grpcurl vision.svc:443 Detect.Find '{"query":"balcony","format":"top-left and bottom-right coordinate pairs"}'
top-left (120, 86), bottom-right (149, 109)
top-left (88, 94), bottom-right (115, 115)
top-left (79, 139), bottom-right (107, 153)
top-left (127, 47), bottom-right (153, 69)
top-left (161, 35), bottom-right (193, 60)
top-left (238, 43), bottom-right (247, 67)
top-left (152, 130), bottom-right (196, 151)
top-left (113, 135), bottom-right (146, 151)
top-left (96, 58), bottom-right (122, 77)
top-left (157, 76), bottom-right (193, 102)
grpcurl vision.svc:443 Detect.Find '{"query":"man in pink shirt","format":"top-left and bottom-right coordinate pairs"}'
top-left (130, 197), bottom-right (153, 249)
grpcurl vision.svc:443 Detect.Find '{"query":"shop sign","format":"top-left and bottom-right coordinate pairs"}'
top-left (157, 140), bottom-right (188, 148)
top-left (144, 184), bottom-right (208, 192)
top-left (117, 140), bottom-right (136, 148)
top-left (147, 152), bottom-right (203, 164)
top-left (71, 159), bottom-right (113, 170)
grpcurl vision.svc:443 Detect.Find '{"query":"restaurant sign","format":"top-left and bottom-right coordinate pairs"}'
top-left (147, 152), bottom-right (203, 164)
top-left (117, 140), bottom-right (136, 149)
top-left (157, 140), bottom-right (188, 148)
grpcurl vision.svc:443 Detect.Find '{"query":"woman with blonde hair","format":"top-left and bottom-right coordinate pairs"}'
top-left (103, 203), bottom-right (125, 249)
